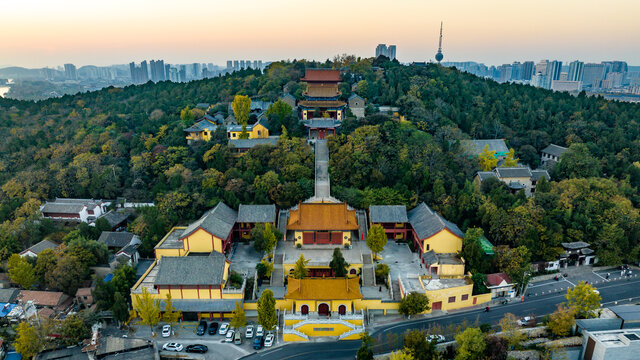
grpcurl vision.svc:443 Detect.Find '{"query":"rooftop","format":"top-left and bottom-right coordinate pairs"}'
top-left (287, 203), bottom-right (359, 231)
top-left (184, 118), bottom-right (218, 133)
top-left (495, 167), bottom-right (533, 179)
top-left (18, 290), bottom-right (68, 307)
top-left (276, 239), bottom-right (369, 266)
top-left (298, 100), bottom-right (347, 108)
top-left (98, 210), bottom-right (128, 228)
top-left (98, 231), bottom-right (136, 248)
top-left (154, 227), bottom-right (185, 250)
top-left (542, 144), bottom-right (568, 158)
top-left (301, 69), bottom-right (342, 82)
top-left (460, 139), bottom-right (509, 155)
top-left (303, 118), bottom-right (341, 129)
top-left (181, 202), bottom-right (237, 240)
top-left (421, 276), bottom-right (470, 291)
top-left (20, 239), bottom-right (58, 255)
top-left (237, 204), bottom-right (277, 224)
top-left (285, 277), bottom-right (362, 300)
top-left (155, 253), bottom-right (227, 286)
top-left (229, 136), bottom-right (279, 149)
top-left (561, 241), bottom-right (591, 250)
top-left (486, 272), bottom-right (513, 287)
top-left (609, 304), bottom-right (640, 322)
top-left (586, 329), bottom-right (640, 348)
top-left (407, 202), bottom-right (464, 240)
top-left (369, 205), bottom-right (408, 223)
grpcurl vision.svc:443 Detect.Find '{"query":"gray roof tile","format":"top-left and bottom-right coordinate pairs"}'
top-left (237, 204), bottom-right (276, 223)
top-left (495, 167), bottom-right (532, 178)
top-left (22, 239), bottom-right (58, 255)
top-left (530, 169), bottom-right (550, 181)
top-left (407, 202), bottom-right (464, 240)
top-left (181, 202), bottom-right (237, 240)
top-left (460, 139), bottom-right (509, 155)
top-left (542, 144), bottom-right (568, 158)
top-left (155, 253), bottom-right (227, 286)
top-left (476, 171), bottom-right (497, 181)
top-left (98, 232), bottom-right (135, 248)
top-left (229, 137), bottom-right (279, 149)
top-left (98, 211), bottom-right (128, 228)
top-left (369, 205), bottom-right (408, 223)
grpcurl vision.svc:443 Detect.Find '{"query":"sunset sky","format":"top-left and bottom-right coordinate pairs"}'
top-left (2, 0), bottom-right (640, 68)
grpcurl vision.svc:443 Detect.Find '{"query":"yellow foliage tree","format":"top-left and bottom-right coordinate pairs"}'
top-left (547, 304), bottom-right (575, 338)
top-left (566, 281), bottom-right (601, 319)
top-left (232, 95), bottom-right (251, 139)
top-left (478, 144), bottom-right (498, 171)
top-left (502, 148), bottom-right (519, 167)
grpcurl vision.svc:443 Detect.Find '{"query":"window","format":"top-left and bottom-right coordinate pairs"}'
top-left (426, 244), bottom-right (430, 251)
top-left (257, 130), bottom-right (261, 135)
top-left (448, 296), bottom-right (456, 303)
top-left (461, 294), bottom-right (468, 301)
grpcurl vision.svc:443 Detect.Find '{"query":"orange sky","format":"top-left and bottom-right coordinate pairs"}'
top-left (2, 0), bottom-right (639, 67)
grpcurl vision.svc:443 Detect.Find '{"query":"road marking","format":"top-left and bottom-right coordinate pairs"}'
top-left (593, 271), bottom-right (608, 282)
top-left (564, 278), bottom-right (575, 287)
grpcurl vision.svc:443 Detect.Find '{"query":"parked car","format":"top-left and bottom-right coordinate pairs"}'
top-left (246, 325), bottom-right (254, 339)
top-left (253, 335), bottom-right (264, 350)
top-left (426, 334), bottom-right (445, 343)
top-left (264, 333), bottom-right (274, 347)
top-left (256, 325), bottom-right (264, 337)
top-left (161, 325), bottom-right (172, 338)
top-left (225, 329), bottom-right (235, 342)
top-left (517, 316), bottom-right (536, 327)
top-left (234, 330), bottom-right (243, 345)
top-left (185, 344), bottom-right (208, 354)
top-left (162, 343), bottom-right (183, 352)
top-left (219, 323), bottom-right (230, 335)
top-left (208, 322), bottom-right (218, 335)
top-left (196, 320), bottom-right (208, 336)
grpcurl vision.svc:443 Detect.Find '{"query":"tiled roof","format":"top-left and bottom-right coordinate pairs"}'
top-left (98, 232), bottom-right (135, 248)
top-left (479, 236), bottom-right (495, 255)
top-left (486, 273), bottom-right (513, 286)
top-left (348, 93), bottom-right (364, 100)
top-left (476, 171), bottom-right (497, 181)
top-left (117, 243), bottom-right (139, 256)
top-left (460, 139), bottom-right (509, 155)
top-left (304, 84), bottom-right (341, 98)
top-left (298, 100), bottom-right (347, 108)
top-left (237, 204), bottom-right (277, 223)
top-left (561, 241), bottom-right (591, 249)
top-left (21, 239), bottom-right (58, 255)
top-left (285, 277), bottom-right (362, 300)
top-left (530, 169), bottom-right (550, 181)
top-left (287, 203), bottom-right (359, 231)
top-left (181, 202), bottom-right (237, 240)
top-left (495, 167), bottom-right (532, 178)
top-left (542, 144), bottom-right (568, 158)
top-left (98, 211), bottom-right (128, 228)
top-left (184, 118), bottom-right (218, 133)
top-left (423, 250), bottom-right (438, 266)
top-left (229, 137), bottom-right (279, 150)
top-left (303, 119), bottom-right (341, 129)
top-left (0, 288), bottom-right (19, 303)
top-left (609, 305), bottom-right (640, 322)
top-left (369, 205), bottom-right (408, 223)
top-left (155, 253), bottom-right (227, 286)
top-left (227, 118), bottom-right (269, 132)
top-left (41, 202), bottom-right (85, 214)
top-left (407, 202), bottom-right (464, 240)
top-left (301, 69), bottom-right (342, 82)
top-left (75, 287), bottom-right (93, 297)
top-left (18, 290), bottom-right (68, 307)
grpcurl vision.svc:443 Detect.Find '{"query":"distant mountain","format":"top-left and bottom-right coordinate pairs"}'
top-left (0, 66), bottom-right (46, 79)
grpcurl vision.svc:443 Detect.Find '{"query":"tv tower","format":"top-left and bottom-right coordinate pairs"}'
top-left (435, 22), bottom-right (444, 63)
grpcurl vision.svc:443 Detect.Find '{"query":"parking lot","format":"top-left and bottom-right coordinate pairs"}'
top-left (525, 266), bottom-right (637, 297)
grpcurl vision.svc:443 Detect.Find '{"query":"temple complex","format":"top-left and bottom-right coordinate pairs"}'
top-left (298, 69), bottom-right (346, 120)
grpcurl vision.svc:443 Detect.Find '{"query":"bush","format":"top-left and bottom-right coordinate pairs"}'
top-left (375, 264), bottom-right (390, 284)
top-left (229, 271), bottom-right (243, 288)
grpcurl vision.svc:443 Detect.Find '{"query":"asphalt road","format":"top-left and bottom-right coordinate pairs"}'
top-left (242, 277), bottom-right (640, 360)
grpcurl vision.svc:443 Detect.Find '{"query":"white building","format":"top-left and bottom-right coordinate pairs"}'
top-left (40, 198), bottom-right (107, 223)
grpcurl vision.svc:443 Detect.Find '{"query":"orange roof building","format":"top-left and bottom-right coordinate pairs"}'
top-left (287, 203), bottom-right (359, 231)
top-left (286, 277), bottom-right (362, 300)
top-left (299, 69), bottom-right (346, 121)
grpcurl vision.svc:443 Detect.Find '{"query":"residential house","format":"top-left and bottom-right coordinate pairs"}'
top-left (485, 273), bottom-right (515, 298)
top-left (229, 136), bottom-right (279, 156)
top-left (97, 210), bottom-right (128, 231)
top-left (234, 204), bottom-right (277, 240)
top-left (280, 93), bottom-right (297, 109)
top-left (581, 329), bottom-right (640, 360)
top-left (98, 232), bottom-right (140, 251)
top-left (561, 241), bottom-right (597, 266)
top-left (460, 139), bottom-right (509, 159)
top-left (19, 239), bottom-right (58, 258)
top-left (113, 243), bottom-right (140, 267)
top-left (75, 287), bottom-right (94, 307)
top-left (348, 93), bottom-right (365, 118)
top-left (474, 167), bottom-right (550, 196)
top-left (184, 116), bottom-right (219, 143)
top-left (368, 205), bottom-right (410, 241)
top-left (18, 290), bottom-right (71, 311)
top-left (541, 143), bottom-right (568, 165)
top-left (40, 198), bottom-right (107, 223)
top-left (408, 202), bottom-right (463, 259)
top-left (226, 118), bottom-right (270, 140)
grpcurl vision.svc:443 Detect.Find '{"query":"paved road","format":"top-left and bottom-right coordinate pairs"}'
top-left (242, 277), bottom-right (640, 360)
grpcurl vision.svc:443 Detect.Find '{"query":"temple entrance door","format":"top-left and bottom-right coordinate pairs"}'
top-left (303, 232), bottom-right (315, 244)
top-left (301, 304), bottom-right (309, 315)
top-left (338, 305), bottom-right (346, 315)
top-left (318, 303), bottom-right (329, 316)
top-left (318, 130), bottom-right (325, 140)
top-left (316, 232), bottom-right (330, 244)
top-left (432, 301), bottom-right (442, 310)
top-left (331, 232), bottom-right (342, 244)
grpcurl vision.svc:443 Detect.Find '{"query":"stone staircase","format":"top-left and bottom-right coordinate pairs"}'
top-left (361, 253), bottom-right (375, 286)
top-left (391, 279), bottom-right (402, 300)
top-left (271, 253), bottom-right (285, 286)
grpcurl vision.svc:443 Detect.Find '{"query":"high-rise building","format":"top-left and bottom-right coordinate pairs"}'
top-left (522, 61), bottom-right (534, 81)
top-left (179, 65), bottom-right (187, 82)
top-left (129, 61), bottom-right (149, 84)
top-left (192, 63), bottom-right (201, 80)
top-left (510, 62), bottom-right (523, 81)
top-left (535, 60), bottom-right (549, 76)
top-left (165, 64), bottom-right (171, 81)
top-left (64, 63), bottom-right (77, 80)
top-left (375, 44), bottom-right (388, 58)
top-left (387, 45), bottom-right (397, 60)
top-left (150, 60), bottom-right (165, 82)
top-left (226, 60), bottom-right (233, 69)
top-left (499, 64), bottom-right (512, 83)
top-left (582, 63), bottom-right (605, 87)
top-left (169, 67), bottom-right (178, 82)
top-left (568, 61), bottom-right (584, 82)
top-left (546, 61), bottom-right (562, 89)
top-left (233, 61), bottom-right (239, 71)
top-left (258, 60), bottom-right (263, 70)
top-left (240, 60), bottom-right (245, 69)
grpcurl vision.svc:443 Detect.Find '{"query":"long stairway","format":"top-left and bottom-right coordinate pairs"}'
top-left (271, 254), bottom-right (284, 286)
top-left (361, 254), bottom-right (375, 286)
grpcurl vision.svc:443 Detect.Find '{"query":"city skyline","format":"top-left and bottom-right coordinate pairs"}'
top-left (3, 0), bottom-right (640, 68)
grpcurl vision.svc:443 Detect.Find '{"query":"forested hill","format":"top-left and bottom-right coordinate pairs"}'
top-left (0, 57), bottom-right (639, 265)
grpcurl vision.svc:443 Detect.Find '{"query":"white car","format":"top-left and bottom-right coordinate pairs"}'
top-left (225, 329), bottom-right (235, 342)
top-left (264, 333), bottom-right (274, 347)
top-left (161, 325), bottom-right (171, 338)
top-left (256, 325), bottom-right (264, 337)
top-left (162, 342), bottom-right (183, 352)
top-left (517, 316), bottom-right (532, 326)
top-left (426, 334), bottom-right (445, 343)
top-left (219, 323), bottom-right (229, 335)
top-left (246, 325), bottom-right (254, 339)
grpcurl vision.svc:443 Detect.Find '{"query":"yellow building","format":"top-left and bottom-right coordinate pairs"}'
top-left (407, 202), bottom-right (463, 263)
top-left (399, 275), bottom-right (492, 312)
top-left (226, 119), bottom-right (270, 140)
top-left (287, 202), bottom-right (359, 247)
top-left (184, 116), bottom-right (219, 143)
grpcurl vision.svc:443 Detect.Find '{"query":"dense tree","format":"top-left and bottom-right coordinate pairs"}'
top-left (293, 254), bottom-right (309, 279)
top-left (14, 322), bottom-right (47, 358)
top-left (257, 289), bottom-right (277, 331)
top-left (45, 254), bottom-right (88, 295)
top-left (329, 248), bottom-right (350, 277)
top-left (256, 260), bottom-right (274, 279)
top-left (547, 304), bottom-right (575, 338)
top-left (402, 329), bottom-right (437, 360)
top-left (478, 145), bottom-right (498, 171)
top-left (566, 281), bottom-right (602, 319)
top-left (389, 351), bottom-right (414, 360)
top-left (454, 327), bottom-right (486, 360)
top-left (232, 95), bottom-right (251, 139)
top-left (553, 143), bottom-right (601, 179)
top-left (252, 223), bottom-right (278, 254)
top-left (494, 246), bottom-right (531, 293)
top-left (366, 224), bottom-right (387, 259)
top-left (460, 228), bottom-right (486, 273)
top-left (60, 313), bottom-right (92, 345)
top-left (498, 313), bottom-right (526, 349)
top-left (399, 292), bottom-right (430, 316)
top-left (7, 254), bottom-right (37, 289)
top-left (356, 332), bottom-right (374, 360)
top-left (112, 292), bottom-right (130, 327)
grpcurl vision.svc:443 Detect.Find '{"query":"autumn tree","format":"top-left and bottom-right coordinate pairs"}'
top-left (180, 106), bottom-right (194, 126)
top-left (256, 260), bottom-right (274, 279)
top-left (60, 313), bottom-right (92, 345)
top-left (266, 99), bottom-right (293, 126)
top-left (478, 144), bottom-right (498, 171)
top-left (499, 313), bottom-right (526, 349)
top-left (455, 327), bottom-right (486, 360)
top-left (258, 289), bottom-right (277, 331)
top-left (399, 292), bottom-right (430, 316)
top-left (402, 329), bottom-right (437, 360)
top-left (329, 248), bottom-right (350, 277)
top-left (357, 332), bottom-right (374, 360)
top-left (46, 254), bottom-right (88, 295)
top-left (547, 304), bottom-right (575, 338)
top-left (134, 287), bottom-right (161, 335)
top-left (14, 322), bottom-right (47, 358)
top-left (7, 254), bottom-right (37, 289)
top-left (366, 224), bottom-right (387, 260)
top-left (230, 301), bottom-right (247, 329)
top-left (494, 245), bottom-right (531, 294)
top-left (232, 95), bottom-right (251, 139)
top-left (502, 148), bottom-right (519, 167)
top-left (389, 350), bottom-right (415, 360)
top-left (566, 281), bottom-right (601, 319)
top-left (162, 293), bottom-right (182, 327)
top-left (293, 254), bottom-right (309, 279)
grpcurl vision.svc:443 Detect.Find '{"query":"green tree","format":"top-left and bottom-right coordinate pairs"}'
top-left (547, 304), bottom-right (575, 338)
top-left (455, 327), bottom-right (486, 360)
top-left (266, 99), bottom-right (293, 124)
top-left (230, 301), bottom-right (247, 329)
top-left (553, 143), bottom-right (601, 179)
top-left (403, 329), bottom-right (437, 360)
top-left (112, 265), bottom-right (137, 299)
top-left (293, 254), bottom-right (309, 279)
top-left (356, 332), bottom-right (374, 360)
top-left (471, 273), bottom-right (489, 295)
top-left (502, 148), bottom-right (519, 167)
top-left (60, 313), bottom-right (91, 345)
top-left (252, 223), bottom-right (279, 254)
top-left (134, 287), bottom-right (161, 335)
top-left (460, 228), bottom-right (486, 273)
top-left (14, 322), bottom-right (46, 358)
top-left (180, 106), bottom-right (194, 126)
top-left (256, 260), bottom-right (274, 279)
top-left (389, 350), bottom-right (415, 360)
top-left (478, 144), bottom-right (498, 171)
top-left (46, 254), bottom-right (88, 295)
top-left (566, 281), bottom-right (602, 319)
top-left (366, 224), bottom-right (387, 259)
top-left (7, 254), bottom-right (37, 289)
top-left (162, 293), bottom-right (182, 327)
top-left (499, 313), bottom-right (526, 349)
top-left (112, 292), bottom-right (130, 327)
top-left (232, 95), bottom-right (251, 139)
top-left (34, 248), bottom-right (57, 282)
top-left (93, 276), bottom-right (116, 311)
top-left (399, 292), bottom-right (430, 316)
top-left (494, 245), bottom-right (531, 294)
top-left (329, 248), bottom-right (350, 277)
top-left (257, 289), bottom-right (277, 331)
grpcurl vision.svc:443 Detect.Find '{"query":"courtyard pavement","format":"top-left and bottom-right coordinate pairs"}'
top-left (228, 242), bottom-right (262, 277)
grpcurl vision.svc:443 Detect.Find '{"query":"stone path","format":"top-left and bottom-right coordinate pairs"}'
top-left (314, 140), bottom-right (330, 199)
